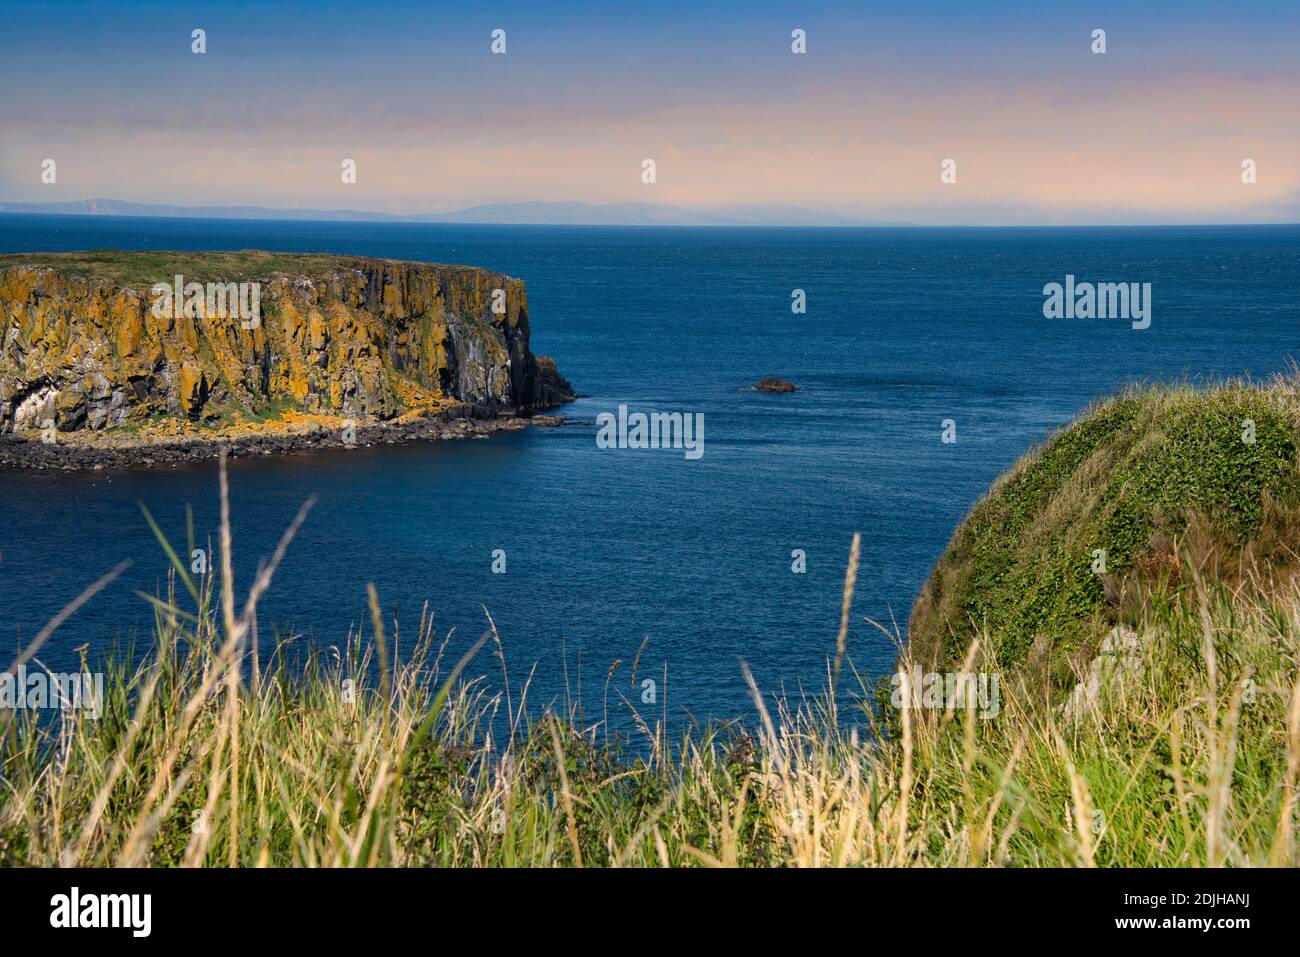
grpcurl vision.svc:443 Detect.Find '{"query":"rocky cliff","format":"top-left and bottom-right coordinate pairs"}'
top-left (0, 251), bottom-right (573, 436)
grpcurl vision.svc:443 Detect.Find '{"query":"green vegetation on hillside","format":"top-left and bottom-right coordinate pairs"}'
top-left (910, 380), bottom-right (1300, 686)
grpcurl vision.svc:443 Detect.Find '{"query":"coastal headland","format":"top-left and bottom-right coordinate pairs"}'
top-left (0, 250), bottom-right (574, 469)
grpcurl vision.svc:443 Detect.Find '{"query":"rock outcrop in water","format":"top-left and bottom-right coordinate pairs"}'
top-left (0, 251), bottom-right (574, 459)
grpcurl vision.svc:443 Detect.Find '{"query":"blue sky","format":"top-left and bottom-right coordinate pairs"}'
top-left (2, 0), bottom-right (1297, 223)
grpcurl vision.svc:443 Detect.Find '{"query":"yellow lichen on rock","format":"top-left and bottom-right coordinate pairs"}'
top-left (0, 252), bottom-right (572, 437)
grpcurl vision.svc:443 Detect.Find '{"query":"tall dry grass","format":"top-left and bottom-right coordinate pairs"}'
top-left (1, 453), bottom-right (1298, 867)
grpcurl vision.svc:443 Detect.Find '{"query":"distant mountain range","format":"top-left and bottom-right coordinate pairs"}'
top-left (0, 198), bottom-right (912, 227)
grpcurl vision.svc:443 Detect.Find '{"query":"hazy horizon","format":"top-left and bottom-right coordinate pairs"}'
top-left (2, 198), bottom-right (1300, 229)
top-left (2, 0), bottom-right (1297, 226)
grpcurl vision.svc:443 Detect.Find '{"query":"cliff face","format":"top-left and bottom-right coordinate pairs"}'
top-left (0, 251), bottom-right (573, 434)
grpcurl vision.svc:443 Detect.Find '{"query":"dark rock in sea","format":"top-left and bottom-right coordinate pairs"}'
top-left (753, 377), bottom-right (798, 393)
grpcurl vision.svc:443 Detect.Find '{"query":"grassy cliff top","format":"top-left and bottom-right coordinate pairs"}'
top-left (909, 377), bottom-right (1300, 686)
top-left (0, 249), bottom-right (505, 289)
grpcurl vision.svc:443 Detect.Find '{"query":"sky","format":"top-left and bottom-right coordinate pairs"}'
top-left (1, 0), bottom-right (1297, 225)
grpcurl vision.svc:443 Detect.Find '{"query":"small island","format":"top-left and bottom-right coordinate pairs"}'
top-left (0, 251), bottom-right (574, 469)
top-left (752, 377), bottom-right (798, 393)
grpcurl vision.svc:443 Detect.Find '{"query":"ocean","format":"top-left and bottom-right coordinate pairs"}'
top-left (1, 215), bottom-right (1297, 728)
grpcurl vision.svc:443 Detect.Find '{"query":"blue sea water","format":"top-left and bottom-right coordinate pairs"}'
top-left (1, 215), bottom-right (1297, 728)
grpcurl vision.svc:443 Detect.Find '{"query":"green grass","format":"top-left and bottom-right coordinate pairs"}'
top-left (1, 438), bottom-right (1298, 868)
top-left (910, 378), bottom-right (1300, 684)
top-left (245, 395), bottom-right (299, 424)
top-left (0, 250), bottom-right (486, 289)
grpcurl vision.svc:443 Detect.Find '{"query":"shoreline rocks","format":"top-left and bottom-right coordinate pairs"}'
top-left (0, 409), bottom-right (567, 471)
